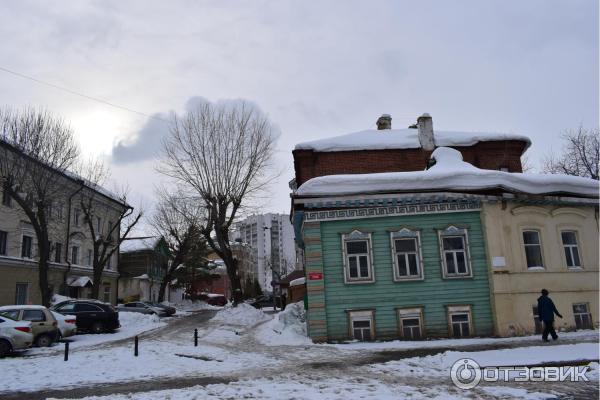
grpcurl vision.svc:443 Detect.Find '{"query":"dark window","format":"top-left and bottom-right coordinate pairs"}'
top-left (352, 319), bottom-right (372, 341)
top-left (400, 316), bottom-right (422, 339)
top-left (561, 231), bottom-right (581, 268)
top-left (74, 303), bottom-right (102, 312)
top-left (2, 188), bottom-right (11, 207)
top-left (394, 238), bottom-right (420, 278)
top-left (1, 310), bottom-right (20, 320)
top-left (345, 240), bottom-right (371, 280)
top-left (573, 303), bottom-right (593, 330)
top-left (71, 246), bottom-right (79, 264)
top-left (442, 236), bottom-right (469, 276)
top-left (21, 235), bottom-right (32, 258)
top-left (0, 230), bottom-right (7, 255)
top-left (23, 310), bottom-right (46, 322)
top-left (523, 230), bottom-right (543, 268)
top-left (54, 243), bottom-right (62, 263)
top-left (57, 303), bottom-right (75, 313)
top-left (74, 209), bottom-right (81, 227)
top-left (15, 283), bottom-right (29, 305)
top-left (450, 312), bottom-right (471, 337)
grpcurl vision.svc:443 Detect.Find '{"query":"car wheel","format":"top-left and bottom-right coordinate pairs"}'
top-left (35, 334), bottom-right (53, 347)
top-left (91, 322), bottom-right (105, 334)
top-left (0, 340), bottom-right (11, 358)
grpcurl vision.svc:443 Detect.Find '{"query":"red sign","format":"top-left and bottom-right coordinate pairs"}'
top-left (308, 272), bottom-right (323, 280)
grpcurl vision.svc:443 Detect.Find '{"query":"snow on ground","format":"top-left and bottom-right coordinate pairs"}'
top-left (211, 303), bottom-right (269, 326)
top-left (167, 299), bottom-right (223, 313)
top-left (25, 311), bottom-right (166, 355)
top-left (256, 302), bottom-right (313, 346)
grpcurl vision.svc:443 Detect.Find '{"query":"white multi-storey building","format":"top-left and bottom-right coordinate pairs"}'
top-left (232, 213), bottom-right (296, 292)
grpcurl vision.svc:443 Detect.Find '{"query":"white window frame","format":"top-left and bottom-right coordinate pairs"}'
top-left (447, 305), bottom-right (473, 338)
top-left (390, 229), bottom-right (424, 282)
top-left (561, 230), bottom-right (583, 269)
top-left (438, 226), bottom-right (473, 279)
top-left (348, 310), bottom-right (375, 341)
top-left (341, 230), bottom-right (374, 284)
top-left (397, 307), bottom-right (424, 339)
top-left (522, 229), bottom-right (545, 269)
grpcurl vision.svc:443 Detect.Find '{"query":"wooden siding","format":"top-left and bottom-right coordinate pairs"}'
top-left (315, 211), bottom-right (493, 341)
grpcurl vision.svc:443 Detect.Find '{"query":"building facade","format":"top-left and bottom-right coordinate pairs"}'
top-left (232, 213), bottom-right (297, 292)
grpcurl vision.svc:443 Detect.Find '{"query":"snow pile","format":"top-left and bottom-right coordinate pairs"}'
top-left (256, 302), bottom-right (311, 346)
top-left (169, 299), bottom-right (222, 312)
top-left (211, 303), bottom-right (269, 326)
top-left (297, 147), bottom-right (598, 198)
top-left (51, 294), bottom-right (73, 305)
top-left (119, 310), bottom-right (161, 326)
top-left (295, 127), bottom-right (531, 152)
top-left (289, 277), bottom-right (306, 287)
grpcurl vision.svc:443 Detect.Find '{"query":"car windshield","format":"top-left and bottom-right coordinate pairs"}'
top-left (0, 312), bottom-right (16, 321)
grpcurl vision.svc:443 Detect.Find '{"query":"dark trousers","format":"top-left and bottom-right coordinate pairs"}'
top-left (542, 320), bottom-right (558, 340)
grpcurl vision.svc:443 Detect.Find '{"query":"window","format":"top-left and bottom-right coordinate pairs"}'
top-left (103, 285), bottom-right (111, 303)
top-left (0, 230), bottom-right (7, 256)
top-left (55, 203), bottom-right (63, 220)
top-left (391, 229), bottom-right (423, 281)
top-left (348, 310), bottom-right (374, 341)
top-left (439, 227), bottom-right (472, 278)
top-left (87, 249), bottom-right (93, 266)
top-left (448, 306), bottom-right (472, 337)
top-left (532, 306), bottom-right (543, 334)
top-left (23, 310), bottom-right (46, 322)
top-left (107, 254), bottom-right (112, 270)
top-left (21, 235), bottom-right (32, 258)
top-left (54, 243), bottom-right (62, 263)
top-left (74, 209), bottom-right (81, 227)
top-left (74, 303), bottom-right (102, 312)
top-left (2, 188), bottom-right (11, 207)
top-left (397, 308), bottom-right (423, 339)
top-left (573, 303), bottom-right (593, 330)
top-left (561, 231), bottom-right (582, 268)
top-left (1, 310), bottom-right (20, 320)
top-left (56, 303), bottom-right (75, 313)
top-left (107, 221), bottom-right (114, 241)
top-left (523, 230), bottom-right (544, 268)
top-left (15, 283), bottom-right (29, 305)
top-left (342, 231), bottom-right (373, 283)
top-left (96, 217), bottom-right (102, 234)
top-left (71, 246), bottom-right (79, 265)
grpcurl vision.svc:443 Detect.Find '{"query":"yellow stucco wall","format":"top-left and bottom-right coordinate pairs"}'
top-left (481, 203), bottom-right (599, 336)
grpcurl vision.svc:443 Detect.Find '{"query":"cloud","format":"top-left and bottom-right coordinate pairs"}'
top-left (111, 112), bottom-right (169, 164)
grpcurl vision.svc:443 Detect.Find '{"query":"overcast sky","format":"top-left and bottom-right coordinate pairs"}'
top-left (0, 0), bottom-right (597, 225)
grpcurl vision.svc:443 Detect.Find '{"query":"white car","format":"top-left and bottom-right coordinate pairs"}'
top-left (0, 315), bottom-right (33, 357)
top-left (51, 311), bottom-right (77, 338)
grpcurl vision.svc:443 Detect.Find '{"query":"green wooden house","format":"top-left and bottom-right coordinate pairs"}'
top-left (294, 196), bottom-right (494, 342)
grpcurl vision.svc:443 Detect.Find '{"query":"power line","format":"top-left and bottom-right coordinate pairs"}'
top-left (0, 65), bottom-right (169, 123)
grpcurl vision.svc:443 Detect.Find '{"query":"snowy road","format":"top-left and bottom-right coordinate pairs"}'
top-left (0, 307), bottom-right (598, 400)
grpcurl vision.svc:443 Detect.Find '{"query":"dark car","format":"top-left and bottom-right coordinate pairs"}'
top-left (249, 295), bottom-right (275, 309)
top-left (50, 300), bottom-right (120, 334)
top-left (198, 293), bottom-right (228, 307)
top-left (148, 302), bottom-right (176, 316)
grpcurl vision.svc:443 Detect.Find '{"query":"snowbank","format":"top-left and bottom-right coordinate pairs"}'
top-left (297, 147), bottom-right (598, 198)
top-left (295, 127), bottom-right (531, 152)
top-left (211, 303), bottom-right (269, 326)
top-left (167, 299), bottom-right (223, 312)
top-left (256, 302), bottom-right (311, 346)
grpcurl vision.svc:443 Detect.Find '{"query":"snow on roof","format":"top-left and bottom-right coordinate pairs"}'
top-left (133, 273), bottom-right (150, 280)
top-left (67, 276), bottom-right (93, 287)
top-left (296, 147), bottom-right (598, 198)
top-left (0, 305), bottom-right (48, 310)
top-left (289, 277), bottom-right (306, 287)
top-left (294, 128), bottom-right (531, 153)
top-left (120, 237), bottom-right (161, 253)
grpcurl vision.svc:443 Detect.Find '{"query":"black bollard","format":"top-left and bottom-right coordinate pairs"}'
top-left (134, 335), bottom-right (139, 356)
top-left (194, 328), bottom-right (198, 347)
top-left (64, 342), bottom-right (69, 361)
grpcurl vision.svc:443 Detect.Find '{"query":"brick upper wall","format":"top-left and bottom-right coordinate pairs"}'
top-left (293, 140), bottom-right (527, 187)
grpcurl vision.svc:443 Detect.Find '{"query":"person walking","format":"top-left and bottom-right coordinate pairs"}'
top-left (537, 289), bottom-right (563, 342)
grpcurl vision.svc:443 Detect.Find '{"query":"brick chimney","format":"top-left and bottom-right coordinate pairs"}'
top-left (417, 113), bottom-right (435, 151)
top-left (376, 114), bottom-right (392, 130)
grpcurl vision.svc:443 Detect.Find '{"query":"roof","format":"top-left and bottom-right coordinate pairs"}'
top-left (120, 237), bottom-right (162, 253)
top-left (0, 305), bottom-right (48, 310)
top-left (296, 147), bottom-right (598, 198)
top-left (295, 128), bottom-right (531, 153)
top-left (279, 270), bottom-right (305, 285)
top-left (66, 276), bottom-right (93, 287)
top-left (289, 277), bottom-right (306, 287)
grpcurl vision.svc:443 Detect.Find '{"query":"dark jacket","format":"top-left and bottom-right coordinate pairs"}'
top-left (537, 295), bottom-right (562, 322)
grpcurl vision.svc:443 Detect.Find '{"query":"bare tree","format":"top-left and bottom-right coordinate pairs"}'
top-left (0, 107), bottom-right (80, 306)
top-left (159, 101), bottom-right (277, 305)
top-left (150, 189), bottom-right (206, 302)
top-left (77, 159), bottom-right (142, 299)
top-left (543, 127), bottom-right (599, 180)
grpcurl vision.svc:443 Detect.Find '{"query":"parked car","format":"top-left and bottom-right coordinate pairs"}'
top-left (0, 315), bottom-right (33, 357)
top-left (117, 302), bottom-right (168, 317)
top-left (50, 300), bottom-right (120, 334)
top-left (51, 311), bottom-right (77, 339)
top-left (147, 302), bottom-right (176, 316)
top-left (0, 305), bottom-right (59, 347)
top-left (198, 293), bottom-right (228, 307)
top-left (249, 295), bottom-right (275, 309)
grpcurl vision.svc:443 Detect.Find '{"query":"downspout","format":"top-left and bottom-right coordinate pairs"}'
top-left (63, 180), bottom-right (85, 295)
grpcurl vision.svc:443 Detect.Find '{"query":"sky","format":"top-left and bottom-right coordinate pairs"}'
top-left (0, 0), bottom-right (597, 226)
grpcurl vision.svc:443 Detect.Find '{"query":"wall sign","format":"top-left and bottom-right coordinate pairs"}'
top-left (308, 272), bottom-right (323, 280)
